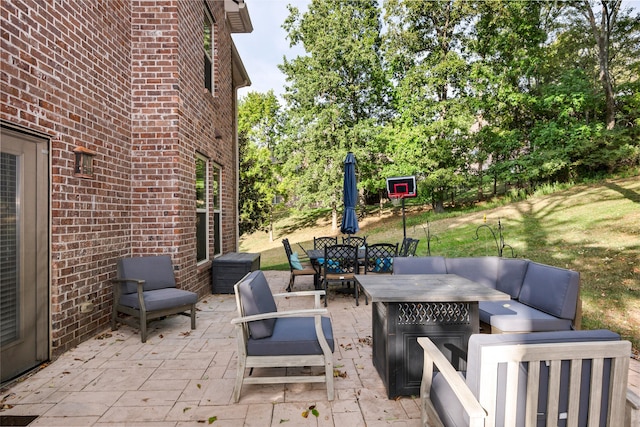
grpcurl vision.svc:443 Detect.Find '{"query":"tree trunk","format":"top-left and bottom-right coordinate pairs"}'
top-left (581, 0), bottom-right (621, 130)
top-left (332, 206), bottom-right (337, 231)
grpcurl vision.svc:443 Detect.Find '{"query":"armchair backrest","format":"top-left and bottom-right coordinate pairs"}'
top-left (117, 255), bottom-right (176, 294)
top-left (235, 270), bottom-right (277, 339)
top-left (465, 330), bottom-right (628, 427)
top-left (314, 236), bottom-right (337, 250)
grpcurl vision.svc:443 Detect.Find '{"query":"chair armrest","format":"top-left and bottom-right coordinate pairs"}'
top-left (111, 278), bottom-right (146, 311)
top-left (230, 308), bottom-right (328, 325)
top-left (627, 388), bottom-right (640, 427)
top-left (418, 337), bottom-right (486, 427)
top-left (274, 290), bottom-right (325, 308)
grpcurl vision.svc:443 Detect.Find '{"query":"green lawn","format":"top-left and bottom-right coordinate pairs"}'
top-left (240, 177), bottom-right (640, 353)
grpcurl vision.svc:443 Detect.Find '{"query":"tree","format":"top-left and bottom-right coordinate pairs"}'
top-left (238, 92), bottom-right (281, 237)
top-left (278, 0), bottom-right (388, 228)
top-left (574, 0), bottom-right (622, 130)
top-left (384, 0), bottom-right (475, 212)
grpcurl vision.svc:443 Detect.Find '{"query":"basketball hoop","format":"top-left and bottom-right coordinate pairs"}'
top-left (389, 194), bottom-right (403, 207)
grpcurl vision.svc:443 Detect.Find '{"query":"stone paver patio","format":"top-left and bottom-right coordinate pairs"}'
top-left (1, 270), bottom-right (638, 426)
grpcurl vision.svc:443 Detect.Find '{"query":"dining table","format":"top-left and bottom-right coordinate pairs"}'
top-left (354, 273), bottom-right (511, 398)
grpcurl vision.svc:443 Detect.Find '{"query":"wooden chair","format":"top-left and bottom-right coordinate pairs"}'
top-left (282, 238), bottom-right (318, 292)
top-left (314, 236), bottom-right (337, 251)
top-left (321, 244), bottom-right (360, 306)
top-left (418, 330), bottom-right (635, 427)
top-left (112, 255), bottom-right (197, 342)
top-left (231, 270), bottom-right (335, 402)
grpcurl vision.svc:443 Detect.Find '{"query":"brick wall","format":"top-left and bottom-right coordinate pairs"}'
top-left (1, 0), bottom-right (241, 355)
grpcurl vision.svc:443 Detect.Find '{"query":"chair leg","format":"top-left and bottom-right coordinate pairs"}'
top-left (233, 355), bottom-right (246, 403)
top-left (140, 311), bottom-right (148, 343)
top-left (287, 272), bottom-right (294, 292)
top-left (111, 306), bottom-right (118, 331)
top-left (190, 304), bottom-right (196, 330)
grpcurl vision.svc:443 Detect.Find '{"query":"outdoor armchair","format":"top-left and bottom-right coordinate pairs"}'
top-left (111, 255), bottom-right (197, 343)
top-left (399, 237), bottom-right (419, 257)
top-left (321, 244), bottom-right (360, 306)
top-left (418, 330), bottom-right (635, 427)
top-left (314, 236), bottom-right (338, 251)
top-left (231, 270), bottom-right (335, 402)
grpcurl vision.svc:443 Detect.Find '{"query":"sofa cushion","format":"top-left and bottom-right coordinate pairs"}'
top-left (496, 258), bottom-right (529, 298)
top-left (518, 261), bottom-right (579, 320)
top-left (479, 300), bottom-right (573, 332)
top-left (119, 287), bottom-right (197, 311)
top-left (445, 257), bottom-right (499, 289)
top-left (238, 270), bottom-right (277, 339)
top-left (392, 256), bottom-right (446, 274)
top-left (247, 316), bottom-right (335, 356)
top-left (118, 255), bottom-right (176, 294)
top-left (464, 330), bottom-right (620, 427)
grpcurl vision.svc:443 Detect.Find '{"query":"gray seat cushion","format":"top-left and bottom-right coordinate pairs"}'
top-left (430, 330), bottom-right (620, 427)
top-left (118, 255), bottom-right (176, 293)
top-left (238, 270), bottom-right (278, 339)
top-left (445, 257), bottom-right (500, 289)
top-left (479, 300), bottom-right (573, 332)
top-left (247, 316), bottom-right (335, 356)
top-left (393, 256), bottom-right (446, 274)
top-left (518, 261), bottom-right (579, 320)
top-left (119, 287), bottom-right (197, 311)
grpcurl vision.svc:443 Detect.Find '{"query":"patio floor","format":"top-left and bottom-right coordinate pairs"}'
top-left (1, 270), bottom-right (638, 427)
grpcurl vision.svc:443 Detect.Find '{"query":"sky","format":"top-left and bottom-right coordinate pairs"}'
top-left (233, 0), bottom-right (640, 100)
top-left (233, 0), bottom-right (310, 99)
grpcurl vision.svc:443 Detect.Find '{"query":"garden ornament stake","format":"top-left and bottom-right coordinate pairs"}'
top-left (419, 221), bottom-right (439, 256)
top-left (473, 218), bottom-right (515, 258)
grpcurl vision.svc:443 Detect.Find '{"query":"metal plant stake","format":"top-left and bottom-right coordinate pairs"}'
top-left (474, 218), bottom-right (515, 258)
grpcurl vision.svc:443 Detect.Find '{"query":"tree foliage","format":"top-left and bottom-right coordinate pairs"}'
top-left (237, 0), bottom-right (639, 229)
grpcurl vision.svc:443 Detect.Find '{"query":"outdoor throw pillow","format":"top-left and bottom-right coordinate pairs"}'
top-left (290, 252), bottom-right (304, 270)
top-left (374, 257), bottom-right (393, 272)
top-left (326, 259), bottom-right (342, 273)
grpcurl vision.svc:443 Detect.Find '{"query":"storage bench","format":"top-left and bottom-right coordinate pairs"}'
top-left (211, 252), bottom-right (260, 293)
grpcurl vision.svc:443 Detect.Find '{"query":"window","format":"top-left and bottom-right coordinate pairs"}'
top-left (212, 164), bottom-right (222, 256)
top-left (203, 5), bottom-right (214, 93)
top-left (196, 155), bottom-right (208, 263)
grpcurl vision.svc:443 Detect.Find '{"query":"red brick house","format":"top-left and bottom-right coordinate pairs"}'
top-left (0, 0), bottom-right (252, 383)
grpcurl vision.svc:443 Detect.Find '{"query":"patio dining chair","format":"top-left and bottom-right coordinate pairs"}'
top-left (398, 237), bottom-right (419, 257)
top-left (282, 238), bottom-right (318, 292)
top-left (314, 236), bottom-right (338, 251)
top-left (321, 244), bottom-right (360, 306)
top-left (363, 243), bottom-right (399, 276)
top-left (342, 235), bottom-right (367, 248)
top-left (231, 270), bottom-right (335, 402)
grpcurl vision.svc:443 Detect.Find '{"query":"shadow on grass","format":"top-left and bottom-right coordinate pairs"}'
top-left (277, 208), bottom-right (333, 236)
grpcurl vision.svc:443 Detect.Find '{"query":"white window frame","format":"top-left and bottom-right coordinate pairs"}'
top-left (203, 4), bottom-right (215, 94)
top-left (196, 154), bottom-right (209, 264)
top-left (212, 163), bottom-right (222, 256)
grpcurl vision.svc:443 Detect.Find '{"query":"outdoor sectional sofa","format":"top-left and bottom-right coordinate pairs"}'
top-left (392, 256), bottom-right (582, 333)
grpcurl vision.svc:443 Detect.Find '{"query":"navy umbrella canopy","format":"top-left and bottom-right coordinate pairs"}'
top-left (340, 152), bottom-right (359, 235)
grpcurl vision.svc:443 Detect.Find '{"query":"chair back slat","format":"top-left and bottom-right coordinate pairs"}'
top-left (314, 236), bottom-right (337, 250)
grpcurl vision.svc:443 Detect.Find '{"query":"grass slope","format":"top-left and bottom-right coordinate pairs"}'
top-left (240, 177), bottom-right (640, 353)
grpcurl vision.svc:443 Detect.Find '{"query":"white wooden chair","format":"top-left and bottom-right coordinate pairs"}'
top-left (230, 270), bottom-right (335, 402)
top-left (418, 330), bottom-right (636, 427)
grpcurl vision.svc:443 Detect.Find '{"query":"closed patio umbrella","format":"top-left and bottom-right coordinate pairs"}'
top-left (340, 152), bottom-right (359, 235)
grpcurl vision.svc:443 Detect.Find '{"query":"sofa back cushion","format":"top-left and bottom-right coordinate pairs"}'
top-left (518, 261), bottom-right (579, 320)
top-left (466, 330), bottom-right (621, 427)
top-left (118, 255), bottom-right (176, 294)
top-left (392, 256), bottom-right (446, 274)
top-left (496, 258), bottom-right (529, 298)
top-left (445, 257), bottom-right (500, 289)
top-left (238, 270), bottom-right (277, 339)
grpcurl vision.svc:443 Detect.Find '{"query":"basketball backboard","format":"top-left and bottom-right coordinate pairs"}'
top-left (386, 176), bottom-right (417, 198)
